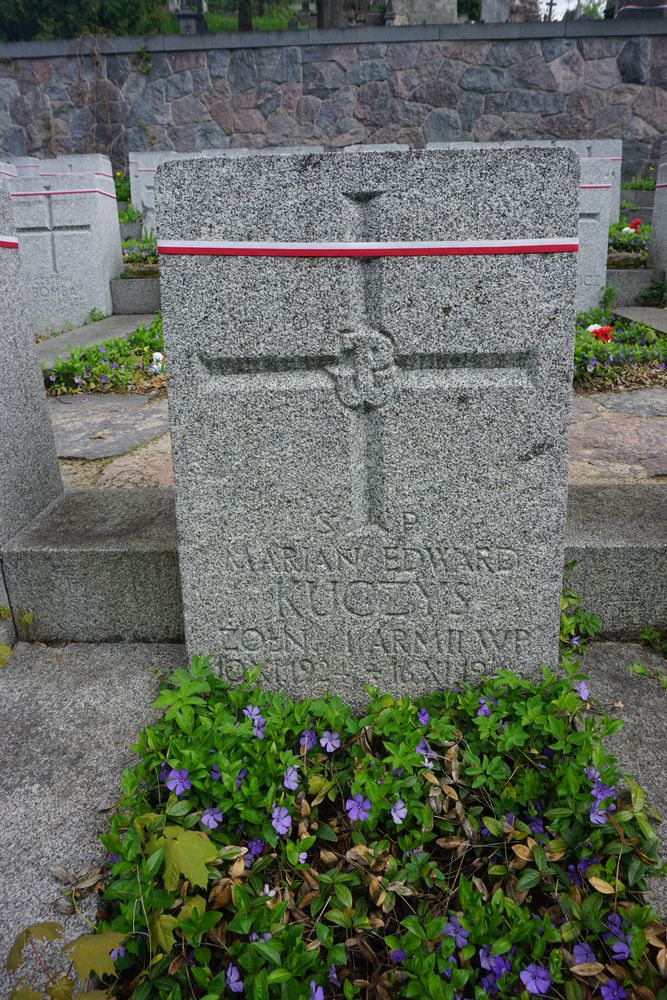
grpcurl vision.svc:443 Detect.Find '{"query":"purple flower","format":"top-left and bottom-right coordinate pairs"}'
top-left (590, 802), bottom-right (616, 826)
top-left (226, 963), bottom-right (244, 993)
top-left (250, 932), bottom-right (272, 942)
top-left (300, 727), bottom-right (316, 751)
top-left (476, 696), bottom-right (492, 718)
top-left (329, 965), bottom-right (341, 986)
top-left (601, 982), bottom-right (626, 1000)
top-left (201, 807), bottom-right (223, 830)
top-left (571, 635), bottom-right (581, 647)
top-left (110, 941), bottom-right (125, 960)
top-left (98, 345), bottom-right (106, 354)
top-left (391, 799), bottom-right (408, 825)
top-left (585, 767), bottom-right (600, 782)
top-left (159, 761), bottom-right (169, 781)
top-left (253, 717), bottom-right (266, 740)
top-left (235, 767), bottom-right (248, 791)
top-left (346, 794), bottom-right (371, 822)
top-left (519, 964), bottom-right (551, 995)
top-left (243, 704), bottom-right (261, 722)
top-left (100, 375), bottom-right (108, 384)
top-left (320, 730), bottom-right (341, 753)
top-left (480, 973), bottom-right (499, 996)
top-left (389, 948), bottom-right (406, 964)
top-left (48, 374), bottom-right (56, 381)
top-left (298, 851), bottom-right (308, 864)
top-left (573, 942), bottom-right (596, 965)
top-left (443, 916), bottom-right (468, 949)
top-left (210, 763), bottom-right (221, 781)
top-left (244, 837), bottom-right (265, 868)
top-left (309, 982), bottom-right (324, 1000)
top-left (106, 854), bottom-right (121, 863)
top-left (416, 738), bottom-right (437, 767)
top-left (271, 805), bottom-right (292, 837)
top-left (529, 817), bottom-right (545, 835)
top-left (418, 708), bottom-right (430, 726)
top-left (575, 680), bottom-right (590, 701)
top-left (165, 768), bottom-right (190, 797)
top-left (74, 375), bottom-right (83, 386)
top-left (284, 765), bottom-right (299, 790)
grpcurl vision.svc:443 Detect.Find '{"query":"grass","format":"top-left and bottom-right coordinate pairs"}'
top-left (160, 8), bottom-right (298, 32)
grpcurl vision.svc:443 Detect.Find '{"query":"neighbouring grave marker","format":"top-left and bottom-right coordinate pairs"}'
top-left (0, 185), bottom-right (63, 644)
top-left (8, 172), bottom-right (122, 333)
top-left (156, 148), bottom-right (579, 703)
top-left (648, 162), bottom-right (667, 271)
top-left (577, 159), bottom-right (612, 313)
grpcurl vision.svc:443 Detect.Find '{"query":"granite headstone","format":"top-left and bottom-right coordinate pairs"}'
top-left (0, 185), bottom-right (63, 645)
top-left (577, 159), bottom-right (612, 313)
top-left (156, 148), bottom-right (578, 703)
top-left (648, 162), bottom-right (667, 271)
top-left (131, 147), bottom-right (326, 232)
top-left (8, 172), bottom-right (122, 333)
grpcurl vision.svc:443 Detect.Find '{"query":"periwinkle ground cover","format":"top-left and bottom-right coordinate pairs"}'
top-left (9, 590), bottom-right (667, 999)
top-left (42, 317), bottom-right (164, 394)
top-left (573, 307), bottom-right (667, 386)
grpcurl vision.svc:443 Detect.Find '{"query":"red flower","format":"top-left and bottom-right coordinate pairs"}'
top-left (630, 218), bottom-right (642, 231)
top-left (591, 326), bottom-right (614, 343)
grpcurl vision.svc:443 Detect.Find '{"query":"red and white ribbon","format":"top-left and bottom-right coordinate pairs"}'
top-left (0, 235), bottom-right (19, 250)
top-left (157, 237), bottom-right (579, 258)
top-left (39, 171), bottom-right (114, 179)
top-left (10, 188), bottom-right (116, 200)
top-left (580, 184), bottom-right (611, 190)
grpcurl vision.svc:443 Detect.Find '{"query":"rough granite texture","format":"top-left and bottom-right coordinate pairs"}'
top-left (0, 32), bottom-right (663, 179)
top-left (649, 160), bottom-right (667, 271)
top-left (0, 185), bottom-right (62, 551)
top-left (583, 641), bottom-right (667, 920)
top-left (0, 570), bottom-right (16, 647)
top-left (2, 489), bottom-right (184, 642)
top-left (0, 641), bottom-right (186, 995)
top-left (7, 169), bottom-right (122, 334)
top-left (566, 485), bottom-right (667, 633)
top-left (156, 147), bottom-right (578, 703)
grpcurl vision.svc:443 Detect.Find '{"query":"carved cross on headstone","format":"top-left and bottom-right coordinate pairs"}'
top-left (15, 192), bottom-right (91, 274)
top-left (200, 189), bottom-right (535, 531)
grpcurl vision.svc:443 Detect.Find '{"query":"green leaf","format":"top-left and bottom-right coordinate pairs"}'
top-left (7, 922), bottom-right (63, 972)
top-left (267, 970), bottom-right (293, 984)
top-left (334, 884), bottom-right (353, 909)
top-left (144, 847), bottom-right (165, 881)
top-left (161, 826), bottom-right (218, 891)
top-left (565, 979), bottom-right (583, 1000)
top-left (63, 931), bottom-right (125, 983)
top-left (515, 869), bottom-right (541, 890)
top-left (0, 643), bottom-right (12, 666)
top-left (251, 970), bottom-right (269, 1000)
top-left (491, 938), bottom-right (512, 955)
top-left (10, 988), bottom-right (43, 1000)
top-left (253, 941), bottom-right (282, 966)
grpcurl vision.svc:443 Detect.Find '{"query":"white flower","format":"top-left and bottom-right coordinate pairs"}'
top-left (586, 324), bottom-right (602, 333)
top-left (621, 227), bottom-right (634, 234)
top-left (148, 351), bottom-right (164, 375)
top-left (152, 352), bottom-right (163, 363)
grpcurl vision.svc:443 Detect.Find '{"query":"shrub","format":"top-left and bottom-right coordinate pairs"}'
top-left (608, 219), bottom-right (651, 255)
top-left (122, 232), bottom-right (158, 266)
top-left (114, 172), bottom-right (131, 203)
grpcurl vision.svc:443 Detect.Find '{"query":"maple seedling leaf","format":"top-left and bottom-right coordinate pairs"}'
top-left (150, 913), bottom-right (179, 953)
top-left (63, 931), bottom-right (125, 983)
top-left (7, 922), bottom-right (63, 972)
top-left (161, 826), bottom-right (218, 891)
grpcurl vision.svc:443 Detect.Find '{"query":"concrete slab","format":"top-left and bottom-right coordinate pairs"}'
top-left (607, 268), bottom-right (664, 307)
top-left (48, 393), bottom-right (169, 459)
top-left (583, 641), bottom-right (667, 919)
top-left (2, 489), bottom-right (183, 643)
top-left (37, 313), bottom-right (157, 369)
top-left (614, 306), bottom-right (667, 335)
top-left (0, 641), bottom-right (186, 994)
top-left (566, 485), bottom-right (667, 634)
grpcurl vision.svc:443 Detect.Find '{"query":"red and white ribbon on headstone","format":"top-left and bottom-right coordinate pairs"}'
top-left (0, 235), bottom-right (19, 250)
top-left (157, 237), bottom-right (579, 258)
top-left (10, 188), bottom-right (116, 200)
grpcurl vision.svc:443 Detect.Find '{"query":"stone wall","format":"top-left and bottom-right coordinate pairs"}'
top-left (0, 22), bottom-right (665, 177)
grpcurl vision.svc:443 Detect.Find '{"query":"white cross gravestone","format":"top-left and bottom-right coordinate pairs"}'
top-left (0, 184), bottom-right (63, 645)
top-left (577, 159), bottom-right (612, 313)
top-left (156, 148), bottom-right (579, 703)
top-left (8, 172), bottom-right (122, 334)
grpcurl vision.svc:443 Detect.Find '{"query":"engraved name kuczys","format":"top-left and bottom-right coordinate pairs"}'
top-left (215, 535), bottom-right (531, 688)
